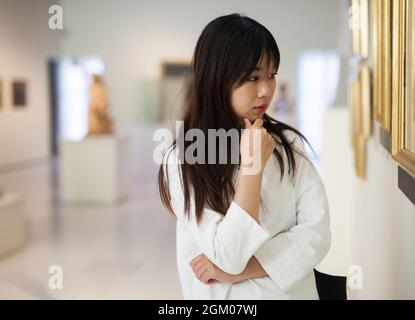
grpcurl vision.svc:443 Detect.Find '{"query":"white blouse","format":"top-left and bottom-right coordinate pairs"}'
top-left (162, 131), bottom-right (331, 300)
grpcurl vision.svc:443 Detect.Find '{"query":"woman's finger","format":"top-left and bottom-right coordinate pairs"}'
top-left (197, 267), bottom-right (210, 283)
top-left (200, 269), bottom-right (213, 284)
top-left (196, 266), bottom-right (207, 279)
top-left (194, 259), bottom-right (208, 275)
top-left (244, 118), bottom-right (252, 129)
top-left (252, 118), bottom-right (263, 128)
top-left (189, 253), bottom-right (204, 268)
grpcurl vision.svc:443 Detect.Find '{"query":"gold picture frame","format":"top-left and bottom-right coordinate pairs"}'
top-left (373, 0), bottom-right (393, 131)
top-left (372, 0), bottom-right (382, 120)
top-left (382, 0), bottom-right (393, 132)
top-left (392, 0), bottom-right (415, 176)
top-left (349, 0), bottom-right (372, 178)
top-left (350, 65), bottom-right (371, 178)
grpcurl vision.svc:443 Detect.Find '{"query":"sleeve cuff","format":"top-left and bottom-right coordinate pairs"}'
top-left (255, 245), bottom-right (289, 292)
top-left (227, 201), bottom-right (272, 244)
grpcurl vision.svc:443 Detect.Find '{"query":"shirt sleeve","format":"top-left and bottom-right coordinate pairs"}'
top-left (163, 149), bottom-right (271, 275)
top-left (254, 136), bottom-right (331, 293)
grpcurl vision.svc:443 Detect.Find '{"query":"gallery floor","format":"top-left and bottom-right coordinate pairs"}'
top-left (0, 126), bottom-right (182, 299)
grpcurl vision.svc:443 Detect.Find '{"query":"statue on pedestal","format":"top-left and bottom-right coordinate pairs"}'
top-left (88, 74), bottom-right (113, 135)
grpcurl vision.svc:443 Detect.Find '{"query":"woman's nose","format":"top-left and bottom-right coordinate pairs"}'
top-left (257, 82), bottom-right (270, 98)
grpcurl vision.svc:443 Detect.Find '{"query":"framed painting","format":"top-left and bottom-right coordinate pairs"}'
top-left (161, 61), bottom-right (192, 78)
top-left (350, 65), bottom-right (371, 178)
top-left (372, 0), bottom-right (393, 132)
top-left (12, 80), bottom-right (28, 108)
top-left (349, 0), bottom-right (372, 178)
top-left (392, 0), bottom-right (415, 177)
top-left (159, 61), bottom-right (192, 123)
top-left (372, 0), bottom-right (381, 120)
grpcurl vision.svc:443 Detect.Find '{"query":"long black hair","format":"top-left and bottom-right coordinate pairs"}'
top-left (159, 13), bottom-right (310, 223)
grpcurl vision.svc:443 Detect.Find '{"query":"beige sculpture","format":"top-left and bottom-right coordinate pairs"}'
top-left (88, 74), bottom-right (113, 135)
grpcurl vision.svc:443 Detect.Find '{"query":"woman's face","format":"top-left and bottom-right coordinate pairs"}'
top-left (230, 56), bottom-right (277, 123)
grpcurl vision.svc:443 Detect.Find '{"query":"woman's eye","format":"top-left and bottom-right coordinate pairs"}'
top-left (247, 73), bottom-right (277, 81)
top-left (269, 72), bottom-right (278, 79)
top-left (247, 76), bottom-right (259, 81)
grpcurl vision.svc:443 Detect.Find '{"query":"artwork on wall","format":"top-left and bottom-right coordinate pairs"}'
top-left (161, 62), bottom-right (192, 78)
top-left (348, 0), bottom-right (415, 197)
top-left (159, 61), bottom-right (192, 124)
top-left (12, 80), bottom-right (28, 108)
top-left (373, 0), bottom-right (393, 131)
top-left (350, 65), bottom-right (372, 178)
top-left (139, 78), bottom-right (160, 124)
top-left (392, 0), bottom-right (415, 177)
top-left (349, 0), bottom-right (372, 178)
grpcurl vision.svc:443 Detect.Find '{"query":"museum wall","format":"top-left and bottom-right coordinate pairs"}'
top-left (320, 108), bottom-right (415, 299)
top-left (61, 0), bottom-right (341, 128)
top-left (0, 0), bottom-right (62, 168)
top-left (348, 132), bottom-right (415, 299)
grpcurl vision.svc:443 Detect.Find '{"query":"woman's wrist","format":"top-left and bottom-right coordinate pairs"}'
top-left (233, 272), bottom-right (247, 283)
top-left (231, 257), bottom-right (268, 283)
top-left (240, 161), bottom-right (266, 177)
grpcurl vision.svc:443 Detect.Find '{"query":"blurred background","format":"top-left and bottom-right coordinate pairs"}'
top-left (0, 0), bottom-right (414, 299)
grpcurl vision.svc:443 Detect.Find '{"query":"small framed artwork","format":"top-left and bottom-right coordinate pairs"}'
top-left (161, 61), bottom-right (192, 78)
top-left (159, 61), bottom-right (192, 123)
top-left (12, 80), bottom-right (28, 108)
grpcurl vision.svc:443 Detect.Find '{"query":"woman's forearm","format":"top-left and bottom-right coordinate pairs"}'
top-left (234, 256), bottom-right (268, 282)
top-left (233, 172), bottom-right (263, 223)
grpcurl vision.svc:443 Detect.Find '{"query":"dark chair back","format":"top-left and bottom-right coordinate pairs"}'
top-left (314, 269), bottom-right (347, 300)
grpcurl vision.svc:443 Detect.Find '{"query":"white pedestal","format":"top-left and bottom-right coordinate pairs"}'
top-left (0, 193), bottom-right (25, 258)
top-left (60, 135), bottom-right (130, 203)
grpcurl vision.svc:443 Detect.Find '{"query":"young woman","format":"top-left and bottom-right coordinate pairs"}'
top-left (158, 13), bottom-right (331, 300)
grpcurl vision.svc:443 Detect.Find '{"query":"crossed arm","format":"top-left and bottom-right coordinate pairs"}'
top-left (189, 254), bottom-right (267, 285)
top-left (187, 159), bottom-right (331, 288)
top-left (189, 166), bottom-right (269, 284)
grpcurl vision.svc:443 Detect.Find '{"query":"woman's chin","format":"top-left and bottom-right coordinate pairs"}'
top-left (251, 113), bottom-right (264, 121)
top-left (238, 113), bottom-right (263, 126)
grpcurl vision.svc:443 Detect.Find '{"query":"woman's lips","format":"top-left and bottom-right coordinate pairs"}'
top-left (253, 104), bottom-right (267, 113)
